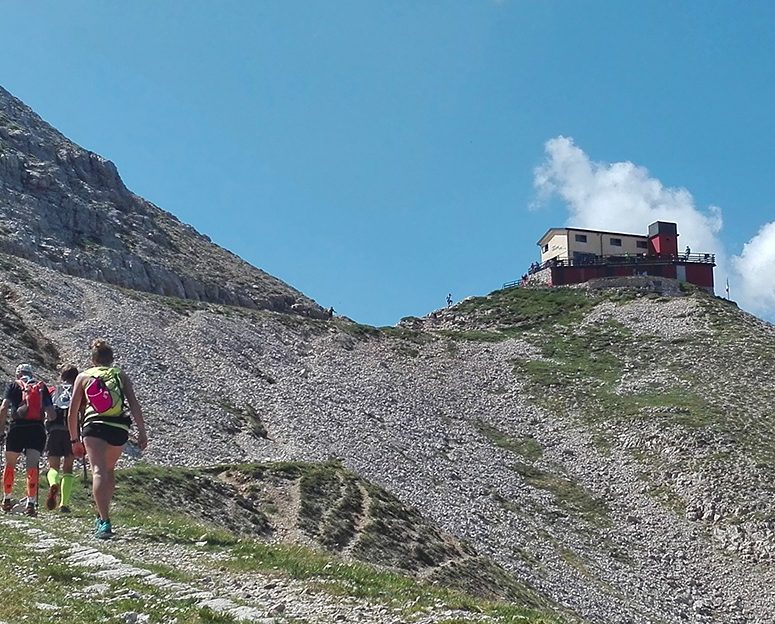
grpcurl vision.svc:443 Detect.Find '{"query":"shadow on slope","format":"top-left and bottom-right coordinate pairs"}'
top-left (0, 283), bottom-right (60, 375)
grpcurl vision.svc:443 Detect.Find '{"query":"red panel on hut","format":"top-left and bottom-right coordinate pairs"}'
top-left (551, 266), bottom-right (600, 285)
top-left (685, 264), bottom-right (715, 289)
top-left (648, 221), bottom-right (678, 257)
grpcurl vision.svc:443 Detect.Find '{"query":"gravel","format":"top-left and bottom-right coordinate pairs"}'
top-left (2, 258), bottom-right (775, 623)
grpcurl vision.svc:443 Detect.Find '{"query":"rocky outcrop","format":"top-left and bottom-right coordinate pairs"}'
top-left (0, 85), bottom-right (325, 318)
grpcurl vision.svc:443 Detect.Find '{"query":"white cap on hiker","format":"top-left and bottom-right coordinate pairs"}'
top-left (15, 363), bottom-right (34, 380)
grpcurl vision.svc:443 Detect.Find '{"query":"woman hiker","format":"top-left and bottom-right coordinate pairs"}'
top-left (69, 338), bottom-right (148, 539)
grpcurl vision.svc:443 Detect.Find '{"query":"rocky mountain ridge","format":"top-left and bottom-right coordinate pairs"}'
top-left (0, 85), bottom-right (324, 318)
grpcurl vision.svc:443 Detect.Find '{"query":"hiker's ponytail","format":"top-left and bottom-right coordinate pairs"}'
top-left (90, 338), bottom-right (114, 366)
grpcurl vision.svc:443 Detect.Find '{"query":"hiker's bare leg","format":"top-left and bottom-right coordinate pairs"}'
top-left (48, 455), bottom-right (61, 471)
top-left (25, 449), bottom-right (40, 501)
top-left (4, 451), bottom-right (20, 466)
top-left (84, 437), bottom-right (124, 520)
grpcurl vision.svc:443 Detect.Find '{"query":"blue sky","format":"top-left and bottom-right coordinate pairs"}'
top-left (2, 1), bottom-right (775, 325)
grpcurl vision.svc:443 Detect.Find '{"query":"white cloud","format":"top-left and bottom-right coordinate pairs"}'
top-left (533, 136), bottom-right (775, 321)
top-left (534, 136), bottom-right (723, 250)
top-left (731, 222), bottom-right (775, 318)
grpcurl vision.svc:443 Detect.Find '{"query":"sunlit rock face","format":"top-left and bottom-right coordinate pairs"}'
top-left (0, 85), bottom-right (325, 318)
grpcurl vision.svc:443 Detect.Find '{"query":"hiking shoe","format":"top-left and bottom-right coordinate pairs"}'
top-left (95, 519), bottom-right (113, 540)
top-left (24, 503), bottom-right (37, 517)
top-left (2, 499), bottom-right (12, 513)
top-left (45, 484), bottom-right (60, 511)
top-left (58, 505), bottom-right (71, 514)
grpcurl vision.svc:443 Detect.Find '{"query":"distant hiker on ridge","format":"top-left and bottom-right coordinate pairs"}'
top-left (446, 293), bottom-right (452, 308)
top-left (0, 363), bottom-right (55, 516)
top-left (69, 339), bottom-right (148, 539)
top-left (45, 364), bottom-right (79, 513)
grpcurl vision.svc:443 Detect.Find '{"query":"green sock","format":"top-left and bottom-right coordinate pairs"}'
top-left (47, 468), bottom-right (60, 488)
top-left (60, 474), bottom-right (74, 507)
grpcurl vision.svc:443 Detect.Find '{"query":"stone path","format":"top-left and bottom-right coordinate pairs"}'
top-left (0, 513), bottom-right (501, 624)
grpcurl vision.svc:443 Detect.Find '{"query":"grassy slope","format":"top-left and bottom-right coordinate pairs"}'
top-left (444, 284), bottom-right (775, 533)
top-left (0, 463), bottom-right (560, 624)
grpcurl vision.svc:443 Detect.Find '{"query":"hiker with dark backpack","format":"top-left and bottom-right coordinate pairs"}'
top-left (0, 363), bottom-right (55, 516)
top-left (44, 364), bottom-right (79, 513)
top-left (68, 339), bottom-right (147, 539)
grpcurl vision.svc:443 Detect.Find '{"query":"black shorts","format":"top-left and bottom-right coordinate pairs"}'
top-left (45, 429), bottom-right (73, 457)
top-left (82, 423), bottom-right (129, 447)
top-left (5, 423), bottom-right (46, 454)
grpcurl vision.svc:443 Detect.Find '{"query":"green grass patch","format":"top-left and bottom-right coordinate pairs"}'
top-left (475, 421), bottom-right (543, 460)
top-left (223, 540), bottom-right (558, 623)
top-left (436, 329), bottom-right (508, 342)
top-left (454, 286), bottom-right (606, 332)
top-left (0, 527), bottom-right (236, 624)
top-left (624, 389), bottom-right (713, 428)
top-left (296, 463), bottom-right (364, 550)
top-left (514, 319), bottom-right (714, 433)
top-left (333, 320), bottom-right (382, 340)
top-left (512, 462), bottom-right (610, 526)
top-left (111, 465), bottom-right (249, 544)
top-left (381, 326), bottom-right (437, 344)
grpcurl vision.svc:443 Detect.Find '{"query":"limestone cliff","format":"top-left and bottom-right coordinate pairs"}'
top-left (0, 85), bottom-right (325, 318)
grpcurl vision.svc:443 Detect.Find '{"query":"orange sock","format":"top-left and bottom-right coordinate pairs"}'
top-left (2, 465), bottom-right (13, 497)
top-left (26, 468), bottom-right (38, 501)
